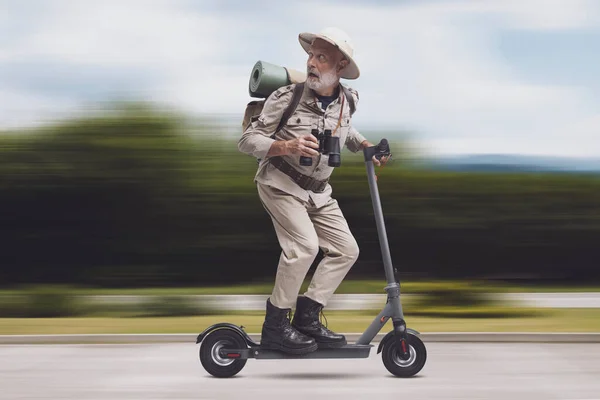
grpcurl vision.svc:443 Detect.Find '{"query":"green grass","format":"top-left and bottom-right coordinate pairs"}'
top-left (1, 309), bottom-right (599, 335)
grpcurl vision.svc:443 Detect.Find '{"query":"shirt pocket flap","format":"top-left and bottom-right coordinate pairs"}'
top-left (286, 116), bottom-right (314, 127)
top-left (281, 116), bottom-right (315, 140)
top-left (340, 114), bottom-right (351, 127)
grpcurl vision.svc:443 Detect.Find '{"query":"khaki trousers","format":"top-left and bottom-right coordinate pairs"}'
top-left (257, 183), bottom-right (360, 309)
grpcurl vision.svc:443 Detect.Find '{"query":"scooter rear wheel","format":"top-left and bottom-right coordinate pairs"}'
top-left (381, 332), bottom-right (427, 377)
top-left (199, 329), bottom-right (248, 378)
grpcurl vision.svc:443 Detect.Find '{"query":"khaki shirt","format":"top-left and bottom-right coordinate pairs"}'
top-left (238, 83), bottom-right (367, 208)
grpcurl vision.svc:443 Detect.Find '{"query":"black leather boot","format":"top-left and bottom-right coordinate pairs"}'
top-left (260, 298), bottom-right (318, 355)
top-left (292, 295), bottom-right (347, 348)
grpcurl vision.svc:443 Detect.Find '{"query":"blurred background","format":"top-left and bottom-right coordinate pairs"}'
top-left (0, 0), bottom-right (599, 332)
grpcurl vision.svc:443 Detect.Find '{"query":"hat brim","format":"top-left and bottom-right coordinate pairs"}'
top-left (299, 32), bottom-right (360, 80)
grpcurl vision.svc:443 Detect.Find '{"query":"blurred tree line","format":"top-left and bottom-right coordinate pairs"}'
top-left (1, 104), bottom-right (599, 287)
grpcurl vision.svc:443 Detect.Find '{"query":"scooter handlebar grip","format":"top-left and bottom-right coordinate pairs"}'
top-left (363, 138), bottom-right (391, 162)
top-left (375, 138), bottom-right (391, 160)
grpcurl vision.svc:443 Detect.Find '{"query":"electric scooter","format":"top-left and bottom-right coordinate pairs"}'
top-left (196, 139), bottom-right (427, 378)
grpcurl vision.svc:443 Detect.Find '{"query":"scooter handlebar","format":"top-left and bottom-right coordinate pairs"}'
top-left (363, 138), bottom-right (392, 162)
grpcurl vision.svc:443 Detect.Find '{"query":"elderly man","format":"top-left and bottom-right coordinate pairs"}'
top-left (238, 27), bottom-right (385, 355)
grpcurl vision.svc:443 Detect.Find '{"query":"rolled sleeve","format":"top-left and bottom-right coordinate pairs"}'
top-left (345, 125), bottom-right (367, 153)
top-left (239, 127), bottom-right (276, 160)
top-left (238, 90), bottom-right (292, 159)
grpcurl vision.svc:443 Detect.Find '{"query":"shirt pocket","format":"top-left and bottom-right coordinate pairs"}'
top-left (338, 113), bottom-right (351, 144)
top-left (280, 114), bottom-right (316, 140)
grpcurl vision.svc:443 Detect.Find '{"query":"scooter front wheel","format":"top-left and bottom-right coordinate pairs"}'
top-left (381, 332), bottom-right (427, 377)
top-left (199, 329), bottom-right (248, 378)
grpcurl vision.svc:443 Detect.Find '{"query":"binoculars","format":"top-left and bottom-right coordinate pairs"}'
top-left (300, 129), bottom-right (341, 167)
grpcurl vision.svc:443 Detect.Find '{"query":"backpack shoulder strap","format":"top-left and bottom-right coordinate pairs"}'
top-left (341, 85), bottom-right (356, 116)
top-left (275, 83), bottom-right (305, 134)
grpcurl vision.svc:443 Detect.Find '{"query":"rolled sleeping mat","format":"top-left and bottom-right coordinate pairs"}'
top-left (248, 60), bottom-right (307, 98)
top-left (286, 68), bottom-right (307, 85)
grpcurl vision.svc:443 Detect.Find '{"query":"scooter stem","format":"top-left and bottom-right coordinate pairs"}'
top-left (363, 144), bottom-right (397, 287)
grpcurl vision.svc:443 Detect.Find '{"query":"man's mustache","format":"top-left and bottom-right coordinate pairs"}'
top-left (307, 69), bottom-right (320, 78)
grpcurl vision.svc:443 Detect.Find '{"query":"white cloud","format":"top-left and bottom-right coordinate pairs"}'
top-left (0, 89), bottom-right (81, 130)
top-left (0, 0), bottom-right (599, 157)
top-left (6, 1), bottom-right (219, 68)
top-left (302, 0), bottom-right (600, 156)
top-left (494, 0), bottom-right (600, 30)
top-left (384, 0), bottom-right (600, 31)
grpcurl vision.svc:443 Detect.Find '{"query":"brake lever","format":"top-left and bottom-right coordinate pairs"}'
top-left (375, 152), bottom-right (392, 161)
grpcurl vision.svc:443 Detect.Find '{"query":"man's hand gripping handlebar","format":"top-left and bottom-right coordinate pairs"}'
top-left (363, 138), bottom-right (392, 165)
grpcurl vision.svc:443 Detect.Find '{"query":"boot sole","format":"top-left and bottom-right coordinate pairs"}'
top-left (316, 339), bottom-right (347, 349)
top-left (291, 325), bottom-right (347, 349)
top-left (260, 341), bottom-right (318, 355)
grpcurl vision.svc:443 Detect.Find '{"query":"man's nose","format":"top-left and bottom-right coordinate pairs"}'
top-left (307, 55), bottom-right (315, 69)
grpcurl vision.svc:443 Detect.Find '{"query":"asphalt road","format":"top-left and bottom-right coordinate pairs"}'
top-left (2, 342), bottom-right (600, 400)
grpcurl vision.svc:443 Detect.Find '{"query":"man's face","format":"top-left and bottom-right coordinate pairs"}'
top-left (306, 39), bottom-right (346, 91)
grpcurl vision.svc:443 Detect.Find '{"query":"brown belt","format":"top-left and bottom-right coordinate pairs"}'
top-left (269, 156), bottom-right (329, 193)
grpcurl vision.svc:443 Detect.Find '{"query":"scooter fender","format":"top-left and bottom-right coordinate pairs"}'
top-left (195, 323), bottom-right (260, 347)
top-left (376, 328), bottom-right (421, 354)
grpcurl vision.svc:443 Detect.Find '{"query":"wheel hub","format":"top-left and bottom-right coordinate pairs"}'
top-left (211, 340), bottom-right (235, 366)
top-left (393, 344), bottom-right (416, 367)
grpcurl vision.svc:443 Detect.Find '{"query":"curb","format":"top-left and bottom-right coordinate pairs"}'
top-left (82, 293), bottom-right (600, 310)
top-left (1, 332), bottom-right (600, 345)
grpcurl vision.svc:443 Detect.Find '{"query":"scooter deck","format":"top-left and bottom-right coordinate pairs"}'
top-left (251, 344), bottom-right (373, 359)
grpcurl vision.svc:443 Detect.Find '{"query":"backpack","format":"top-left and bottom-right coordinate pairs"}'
top-left (242, 83), bottom-right (356, 135)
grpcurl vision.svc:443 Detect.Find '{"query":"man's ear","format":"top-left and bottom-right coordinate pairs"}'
top-left (337, 59), bottom-right (348, 72)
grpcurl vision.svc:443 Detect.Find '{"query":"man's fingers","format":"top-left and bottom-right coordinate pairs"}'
top-left (303, 135), bottom-right (319, 144)
top-left (300, 144), bottom-right (319, 156)
top-left (373, 155), bottom-right (391, 166)
top-left (302, 139), bottom-right (319, 149)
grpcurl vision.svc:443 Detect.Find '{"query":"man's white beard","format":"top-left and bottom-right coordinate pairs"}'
top-left (306, 68), bottom-right (338, 91)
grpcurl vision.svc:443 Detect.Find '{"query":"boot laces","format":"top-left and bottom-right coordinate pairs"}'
top-left (319, 309), bottom-right (328, 328)
top-left (274, 309), bottom-right (293, 328)
top-left (281, 309), bottom-right (292, 327)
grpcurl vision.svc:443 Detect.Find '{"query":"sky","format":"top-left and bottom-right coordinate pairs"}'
top-left (1, 0), bottom-right (599, 157)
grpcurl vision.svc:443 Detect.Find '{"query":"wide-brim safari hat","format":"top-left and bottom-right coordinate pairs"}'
top-left (298, 27), bottom-right (360, 80)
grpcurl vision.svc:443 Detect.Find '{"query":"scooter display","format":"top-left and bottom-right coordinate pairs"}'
top-left (196, 139), bottom-right (427, 378)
